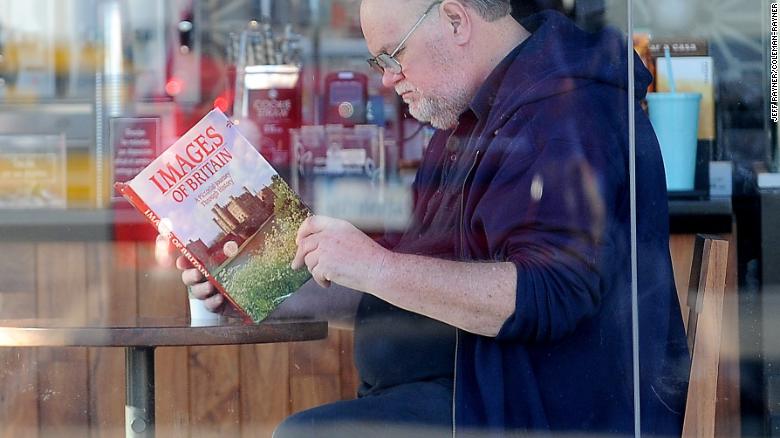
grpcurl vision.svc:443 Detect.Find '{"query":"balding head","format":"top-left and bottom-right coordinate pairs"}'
top-left (359, 0), bottom-right (526, 129)
top-left (362, 0), bottom-right (511, 21)
top-left (360, 0), bottom-right (428, 54)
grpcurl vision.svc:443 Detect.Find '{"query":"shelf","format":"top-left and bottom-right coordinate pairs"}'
top-left (668, 198), bottom-right (733, 234)
top-left (0, 208), bottom-right (148, 242)
top-left (668, 198), bottom-right (732, 217)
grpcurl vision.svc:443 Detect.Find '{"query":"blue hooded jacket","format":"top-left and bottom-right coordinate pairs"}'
top-left (446, 11), bottom-right (689, 436)
top-left (354, 10), bottom-right (688, 437)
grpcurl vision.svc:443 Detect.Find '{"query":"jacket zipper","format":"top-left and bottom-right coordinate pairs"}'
top-left (453, 149), bottom-right (480, 438)
top-left (452, 329), bottom-right (459, 438)
top-left (459, 150), bottom-right (480, 259)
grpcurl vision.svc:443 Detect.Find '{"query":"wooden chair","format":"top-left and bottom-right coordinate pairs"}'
top-left (681, 234), bottom-right (729, 437)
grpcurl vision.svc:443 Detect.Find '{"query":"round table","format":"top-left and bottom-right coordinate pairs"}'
top-left (0, 317), bottom-right (328, 438)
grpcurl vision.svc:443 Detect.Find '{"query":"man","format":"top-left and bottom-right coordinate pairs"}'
top-left (510, 0), bottom-right (566, 21)
top-left (180, 0), bottom-right (689, 436)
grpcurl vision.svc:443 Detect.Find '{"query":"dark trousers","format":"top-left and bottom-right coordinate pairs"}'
top-left (273, 379), bottom-right (453, 438)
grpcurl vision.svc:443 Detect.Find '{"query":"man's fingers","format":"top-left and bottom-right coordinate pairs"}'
top-left (194, 292), bottom-right (241, 318)
top-left (295, 215), bottom-right (319, 245)
top-left (188, 280), bottom-right (215, 299)
top-left (203, 293), bottom-right (225, 312)
top-left (310, 265), bottom-right (331, 288)
top-left (176, 255), bottom-right (194, 270)
top-left (303, 250), bottom-right (330, 287)
top-left (181, 268), bottom-right (205, 286)
top-left (313, 278), bottom-right (332, 288)
top-left (303, 250), bottom-right (319, 272)
top-left (292, 236), bottom-right (319, 270)
top-left (295, 215), bottom-right (328, 245)
top-left (291, 246), bottom-right (304, 270)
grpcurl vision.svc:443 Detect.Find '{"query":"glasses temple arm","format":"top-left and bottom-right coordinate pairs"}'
top-left (389, 2), bottom-right (440, 57)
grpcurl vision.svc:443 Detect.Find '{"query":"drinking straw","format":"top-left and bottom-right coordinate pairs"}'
top-left (664, 45), bottom-right (677, 94)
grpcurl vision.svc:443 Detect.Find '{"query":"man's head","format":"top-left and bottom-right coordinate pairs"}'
top-left (361, 0), bottom-right (523, 129)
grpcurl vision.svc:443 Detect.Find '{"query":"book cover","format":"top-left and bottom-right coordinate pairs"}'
top-left (115, 108), bottom-right (311, 323)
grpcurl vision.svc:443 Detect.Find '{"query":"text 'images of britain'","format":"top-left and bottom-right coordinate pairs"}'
top-left (116, 109), bottom-right (311, 323)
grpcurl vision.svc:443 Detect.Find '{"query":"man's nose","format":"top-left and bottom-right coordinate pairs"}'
top-left (382, 70), bottom-right (404, 89)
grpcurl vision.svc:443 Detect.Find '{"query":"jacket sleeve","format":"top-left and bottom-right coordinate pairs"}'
top-left (471, 138), bottom-right (610, 343)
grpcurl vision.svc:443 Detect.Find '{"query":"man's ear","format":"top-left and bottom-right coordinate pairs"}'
top-left (441, 0), bottom-right (471, 45)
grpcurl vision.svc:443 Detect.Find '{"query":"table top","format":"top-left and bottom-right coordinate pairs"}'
top-left (0, 317), bottom-right (328, 347)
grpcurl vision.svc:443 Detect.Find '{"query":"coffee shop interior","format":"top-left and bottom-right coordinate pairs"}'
top-left (0, 0), bottom-right (777, 436)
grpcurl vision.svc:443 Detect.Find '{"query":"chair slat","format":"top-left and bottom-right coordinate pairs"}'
top-left (682, 235), bottom-right (729, 438)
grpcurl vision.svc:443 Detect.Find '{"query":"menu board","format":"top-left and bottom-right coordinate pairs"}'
top-left (242, 65), bottom-right (301, 169)
top-left (110, 117), bottom-right (161, 200)
top-left (0, 134), bottom-right (67, 208)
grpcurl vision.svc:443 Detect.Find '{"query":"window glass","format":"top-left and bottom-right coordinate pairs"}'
top-left (631, 0), bottom-right (770, 436)
top-left (0, 0), bottom-right (773, 436)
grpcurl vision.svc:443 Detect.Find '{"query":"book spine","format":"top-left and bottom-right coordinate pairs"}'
top-left (113, 182), bottom-right (255, 324)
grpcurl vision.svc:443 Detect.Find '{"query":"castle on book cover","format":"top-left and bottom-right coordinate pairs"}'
top-left (116, 108), bottom-right (311, 323)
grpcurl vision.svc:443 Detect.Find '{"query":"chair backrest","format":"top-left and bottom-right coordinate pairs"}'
top-left (681, 234), bottom-right (729, 438)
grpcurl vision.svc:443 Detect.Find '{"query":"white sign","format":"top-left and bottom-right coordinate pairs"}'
top-left (314, 179), bottom-right (411, 232)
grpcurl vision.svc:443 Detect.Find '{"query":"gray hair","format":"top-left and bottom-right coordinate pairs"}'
top-left (458, 0), bottom-right (512, 21)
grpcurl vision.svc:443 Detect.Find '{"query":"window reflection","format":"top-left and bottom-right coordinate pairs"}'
top-left (0, 0), bottom-right (775, 436)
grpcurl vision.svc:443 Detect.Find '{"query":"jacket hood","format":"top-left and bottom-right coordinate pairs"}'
top-left (489, 11), bottom-right (652, 125)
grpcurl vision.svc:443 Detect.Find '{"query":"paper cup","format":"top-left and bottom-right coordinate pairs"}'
top-left (188, 296), bottom-right (223, 326)
top-left (646, 92), bottom-right (702, 191)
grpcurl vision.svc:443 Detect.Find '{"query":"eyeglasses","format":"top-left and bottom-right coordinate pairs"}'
top-left (366, 1), bottom-right (442, 75)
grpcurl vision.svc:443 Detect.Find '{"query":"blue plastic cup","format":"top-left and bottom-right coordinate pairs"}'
top-left (646, 92), bottom-right (702, 191)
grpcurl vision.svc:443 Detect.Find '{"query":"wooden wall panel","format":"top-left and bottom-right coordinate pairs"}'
top-left (36, 243), bottom-right (89, 438)
top-left (338, 329), bottom-right (359, 399)
top-left (0, 238), bottom-right (358, 437)
top-left (240, 343), bottom-right (290, 438)
top-left (0, 226), bottom-right (747, 438)
top-left (0, 243), bottom-right (39, 438)
top-left (189, 345), bottom-right (242, 437)
top-left (290, 329), bottom-right (341, 377)
top-left (36, 243), bottom-right (88, 322)
top-left (289, 329), bottom-right (346, 416)
top-left (155, 347), bottom-right (191, 438)
top-left (0, 243), bottom-right (36, 295)
top-left (136, 241), bottom-right (191, 437)
top-left (0, 291), bottom-right (37, 317)
top-left (0, 348), bottom-right (40, 438)
top-left (289, 375), bottom-right (340, 415)
top-left (87, 348), bottom-right (125, 438)
top-left (86, 241), bottom-right (138, 438)
top-left (136, 241), bottom-right (187, 319)
top-left (86, 241), bottom-right (138, 325)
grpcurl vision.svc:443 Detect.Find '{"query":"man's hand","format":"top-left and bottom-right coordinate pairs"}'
top-left (290, 216), bottom-right (517, 336)
top-left (292, 216), bottom-right (388, 291)
top-left (176, 255), bottom-right (239, 317)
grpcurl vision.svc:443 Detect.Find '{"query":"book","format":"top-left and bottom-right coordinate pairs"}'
top-left (115, 108), bottom-right (311, 323)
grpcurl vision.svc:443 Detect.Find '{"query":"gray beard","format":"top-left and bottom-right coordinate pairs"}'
top-left (408, 91), bottom-right (470, 130)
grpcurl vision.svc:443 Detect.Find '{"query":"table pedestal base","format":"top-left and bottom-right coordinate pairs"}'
top-left (126, 346), bottom-right (155, 438)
